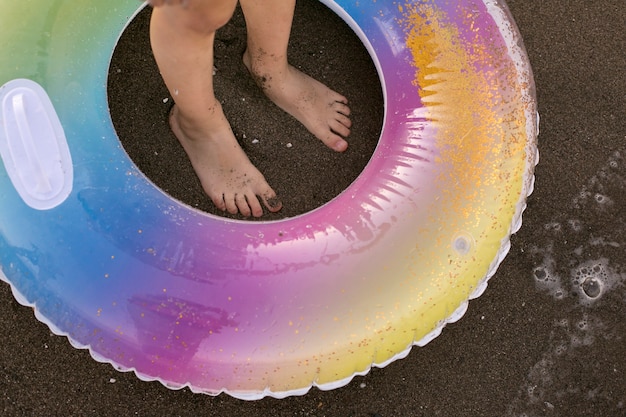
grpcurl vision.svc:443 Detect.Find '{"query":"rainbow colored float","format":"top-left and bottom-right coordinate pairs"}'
top-left (0, 0), bottom-right (537, 399)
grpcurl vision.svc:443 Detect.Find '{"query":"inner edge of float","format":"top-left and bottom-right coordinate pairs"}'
top-left (0, 0), bottom-right (539, 401)
top-left (108, 1), bottom-right (388, 225)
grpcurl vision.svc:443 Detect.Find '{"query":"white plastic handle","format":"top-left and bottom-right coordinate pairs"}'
top-left (12, 92), bottom-right (55, 195)
top-left (0, 79), bottom-right (73, 210)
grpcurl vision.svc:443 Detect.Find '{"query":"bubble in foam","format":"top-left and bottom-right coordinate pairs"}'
top-left (567, 219), bottom-right (583, 232)
top-left (570, 258), bottom-right (620, 305)
top-left (594, 193), bottom-right (610, 204)
top-left (554, 342), bottom-right (567, 356)
top-left (533, 267), bottom-right (548, 281)
top-left (532, 258), bottom-right (565, 300)
top-left (556, 318), bottom-right (569, 328)
top-left (543, 222), bottom-right (561, 232)
top-left (570, 332), bottom-right (595, 348)
top-left (533, 257), bottom-right (557, 283)
top-left (581, 277), bottom-right (602, 298)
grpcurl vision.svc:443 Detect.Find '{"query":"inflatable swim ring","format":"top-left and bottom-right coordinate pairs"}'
top-left (0, 0), bottom-right (537, 399)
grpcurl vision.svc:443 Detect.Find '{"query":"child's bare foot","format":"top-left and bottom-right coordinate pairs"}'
top-left (243, 50), bottom-right (351, 152)
top-left (169, 104), bottom-right (281, 217)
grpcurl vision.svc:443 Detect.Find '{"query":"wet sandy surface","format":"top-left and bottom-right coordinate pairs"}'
top-left (108, 1), bottom-right (383, 221)
top-left (1, 1), bottom-right (625, 415)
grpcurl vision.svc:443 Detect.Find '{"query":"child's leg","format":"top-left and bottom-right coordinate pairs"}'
top-left (150, 1), bottom-right (281, 217)
top-left (240, 0), bottom-right (352, 152)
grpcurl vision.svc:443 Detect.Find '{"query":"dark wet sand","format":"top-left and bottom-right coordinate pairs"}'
top-left (108, 1), bottom-right (383, 220)
top-left (1, 1), bottom-right (625, 416)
